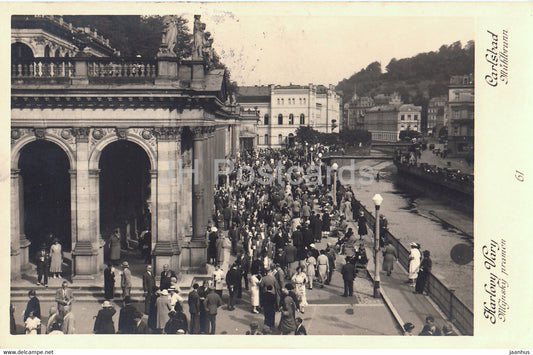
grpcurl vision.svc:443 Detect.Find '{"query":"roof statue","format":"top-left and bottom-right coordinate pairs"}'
top-left (193, 15), bottom-right (206, 60)
top-left (159, 15), bottom-right (178, 56)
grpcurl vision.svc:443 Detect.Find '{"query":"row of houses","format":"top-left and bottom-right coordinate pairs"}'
top-left (342, 74), bottom-right (474, 155)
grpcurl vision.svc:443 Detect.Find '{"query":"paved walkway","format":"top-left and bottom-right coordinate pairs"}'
top-left (355, 220), bottom-right (460, 335)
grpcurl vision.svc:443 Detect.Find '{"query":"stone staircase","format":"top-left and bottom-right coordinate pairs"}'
top-left (10, 274), bottom-right (212, 303)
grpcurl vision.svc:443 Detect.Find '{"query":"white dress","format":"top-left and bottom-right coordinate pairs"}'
top-left (250, 275), bottom-right (260, 307)
top-left (408, 248), bottom-right (421, 279)
top-left (49, 243), bottom-right (62, 273)
top-left (291, 272), bottom-right (308, 307)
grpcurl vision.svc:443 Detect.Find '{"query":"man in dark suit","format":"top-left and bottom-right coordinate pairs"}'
top-left (341, 257), bottom-right (356, 297)
top-left (292, 226), bottom-right (305, 261)
top-left (284, 242), bottom-right (298, 278)
top-left (160, 264), bottom-right (176, 291)
top-left (118, 297), bottom-right (137, 334)
top-left (133, 311), bottom-right (150, 334)
top-left (142, 265), bottom-right (156, 314)
top-left (188, 283), bottom-right (201, 334)
top-left (55, 281), bottom-right (74, 316)
top-left (204, 287), bottom-right (223, 334)
top-left (225, 265), bottom-right (241, 311)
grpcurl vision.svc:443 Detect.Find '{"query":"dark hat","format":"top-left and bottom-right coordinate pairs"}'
top-left (121, 261), bottom-right (129, 268)
top-left (250, 322), bottom-right (258, 329)
top-left (403, 322), bottom-right (415, 332)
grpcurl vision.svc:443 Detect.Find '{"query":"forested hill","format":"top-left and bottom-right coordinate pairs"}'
top-left (337, 40), bottom-right (474, 104)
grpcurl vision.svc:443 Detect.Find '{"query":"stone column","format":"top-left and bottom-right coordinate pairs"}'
top-left (11, 169), bottom-right (22, 279)
top-left (206, 127), bottom-right (215, 221)
top-left (89, 169), bottom-right (105, 271)
top-left (182, 126), bottom-right (208, 273)
top-left (152, 127), bottom-right (181, 275)
top-left (71, 127), bottom-right (98, 279)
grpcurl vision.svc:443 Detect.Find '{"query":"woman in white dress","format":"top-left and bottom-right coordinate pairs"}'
top-left (305, 253), bottom-right (316, 290)
top-left (249, 273), bottom-right (261, 313)
top-left (291, 266), bottom-right (308, 313)
top-left (49, 239), bottom-right (62, 278)
top-left (408, 243), bottom-right (422, 287)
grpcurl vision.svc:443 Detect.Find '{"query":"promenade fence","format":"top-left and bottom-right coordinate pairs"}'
top-left (359, 204), bottom-right (474, 335)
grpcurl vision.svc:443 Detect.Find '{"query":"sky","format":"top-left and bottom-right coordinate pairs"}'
top-left (188, 5), bottom-right (475, 87)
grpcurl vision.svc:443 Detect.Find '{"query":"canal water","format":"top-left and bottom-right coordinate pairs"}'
top-left (337, 159), bottom-right (473, 309)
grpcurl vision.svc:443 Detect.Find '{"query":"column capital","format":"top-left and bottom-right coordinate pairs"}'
top-left (72, 127), bottom-right (90, 143)
top-left (68, 169), bottom-right (77, 176)
top-left (153, 127), bottom-right (183, 141)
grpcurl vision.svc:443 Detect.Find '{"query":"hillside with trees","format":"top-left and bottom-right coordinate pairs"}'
top-left (337, 41), bottom-right (474, 129)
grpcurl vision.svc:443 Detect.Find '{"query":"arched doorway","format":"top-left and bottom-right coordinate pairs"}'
top-left (18, 140), bottom-right (71, 258)
top-left (11, 42), bottom-right (34, 61)
top-left (99, 141), bottom-right (151, 264)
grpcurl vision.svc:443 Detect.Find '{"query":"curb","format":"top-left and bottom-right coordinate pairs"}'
top-left (364, 268), bottom-right (405, 335)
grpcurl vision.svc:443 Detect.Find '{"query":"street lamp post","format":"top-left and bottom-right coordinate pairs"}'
top-left (372, 193), bottom-right (383, 298)
top-left (332, 162), bottom-right (339, 207)
top-left (309, 147), bottom-right (314, 163)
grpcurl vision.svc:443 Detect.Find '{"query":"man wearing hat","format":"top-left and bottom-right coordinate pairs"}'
top-left (133, 311), bottom-right (150, 334)
top-left (118, 296), bottom-right (137, 334)
top-left (204, 286), bottom-right (223, 334)
top-left (121, 261), bottom-right (132, 300)
top-left (160, 264), bottom-right (176, 291)
top-left (93, 301), bottom-right (116, 334)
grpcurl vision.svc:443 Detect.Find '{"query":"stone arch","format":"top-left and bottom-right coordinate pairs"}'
top-left (11, 134), bottom-right (76, 170)
top-left (89, 134), bottom-right (157, 171)
top-left (11, 41), bottom-right (35, 60)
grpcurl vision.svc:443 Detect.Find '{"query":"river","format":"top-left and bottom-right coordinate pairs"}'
top-left (337, 158), bottom-right (473, 309)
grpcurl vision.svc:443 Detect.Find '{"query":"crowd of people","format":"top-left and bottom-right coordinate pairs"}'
top-left (13, 144), bottom-right (447, 336)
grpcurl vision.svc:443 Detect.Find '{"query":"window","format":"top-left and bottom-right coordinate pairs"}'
top-left (281, 98), bottom-right (284, 105)
top-left (408, 114), bottom-right (411, 120)
top-left (292, 98), bottom-right (295, 104)
top-left (278, 134), bottom-right (283, 144)
top-left (300, 113), bottom-right (305, 125)
top-left (277, 98), bottom-right (280, 105)
top-left (303, 98), bottom-right (306, 104)
top-left (401, 115), bottom-right (405, 121)
top-left (289, 114), bottom-right (294, 125)
top-left (44, 45), bottom-right (50, 57)
top-left (278, 114), bottom-right (283, 125)
top-left (299, 98), bottom-right (302, 104)
top-left (264, 134), bottom-right (269, 145)
top-left (264, 114), bottom-right (269, 125)
top-left (414, 115), bottom-right (418, 121)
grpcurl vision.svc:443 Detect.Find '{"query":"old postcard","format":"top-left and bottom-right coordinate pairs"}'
top-left (1, 1), bottom-right (532, 351)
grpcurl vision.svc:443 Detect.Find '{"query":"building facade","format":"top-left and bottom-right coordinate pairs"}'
top-left (447, 74), bottom-right (474, 155)
top-left (11, 15), bottom-right (240, 280)
top-left (427, 96), bottom-right (448, 136)
top-left (237, 84), bottom-right (342, 148)
top-left (364, 103), bottom-right (421, 142)
top-left (343, 95), bottom-right (375, 131)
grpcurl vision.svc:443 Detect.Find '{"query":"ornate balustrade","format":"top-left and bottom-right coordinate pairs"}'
top-left (12, 58), bottom-right (75, 78)
top-left (87, 58), bottom-right (157, 79)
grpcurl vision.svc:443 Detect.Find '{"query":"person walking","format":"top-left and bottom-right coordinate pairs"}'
top-left (278, 288), bottom-right (297, 335)
top-left (341, 257), bottom-right (356, 297)
top-left (93, 301), bottom-right (116, 334)
top-left (104, 262), bottom-right (115, 300)
top-left (35, 244), bottom-right (50, 287)
top-left (408, 243), bottom-right (422, 287)
top-left (108, 228), bottom-right (121, 266)
top-left (325, 243), bottom-right (336, 285)
top-left (316, 250), bottom-right (329, 288)
top-left (164, 303), bottom-right (189, 334)
top-left (226, 264), bottom-right (241, 311)
top-left (291, 266), bottom-right (308, 313)
top-left (356, 211), bottom-right (368, 240)
top-left (142, 265), bottom-right (156, 314)
top-left (120, 261), bottom-right (132, 300)
top-left (55, 281), bottom-right (74, 316)
top-left (382, 241), bottom-right (398, 276)
top-left (45, 306), bottom-right (61, 334)
top-left (197, 280), bottom-right (210, 334)
top-left (155, 289), bottom-right (172, 334)
top-left (205, 286), bottom-right (223, 334)
top-left (187, 283), bottom-right (201, 334)
top-left (249, 273), bottom-right (261, 314)
top-left (49, 239), bottom-right (63, 278)
top-left (305, 252), bottom-right (316, 290)
top-left (24, 290), bottom-right (41, 324)
top-left (147, 286), bottom-right (159, 332)
top-left (415, 250), bottom-right (432, 294)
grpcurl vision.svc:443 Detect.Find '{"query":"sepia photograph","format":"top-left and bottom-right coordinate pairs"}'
top-left (2, 1), bottom-right (532, 351)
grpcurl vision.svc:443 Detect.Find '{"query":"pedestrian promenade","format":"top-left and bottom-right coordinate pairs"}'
top-left (360, 223), bottom-right (461, 335)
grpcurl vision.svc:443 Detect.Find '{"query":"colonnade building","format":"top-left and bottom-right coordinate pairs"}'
top-left (11, 15), bottom-right (240, 279)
